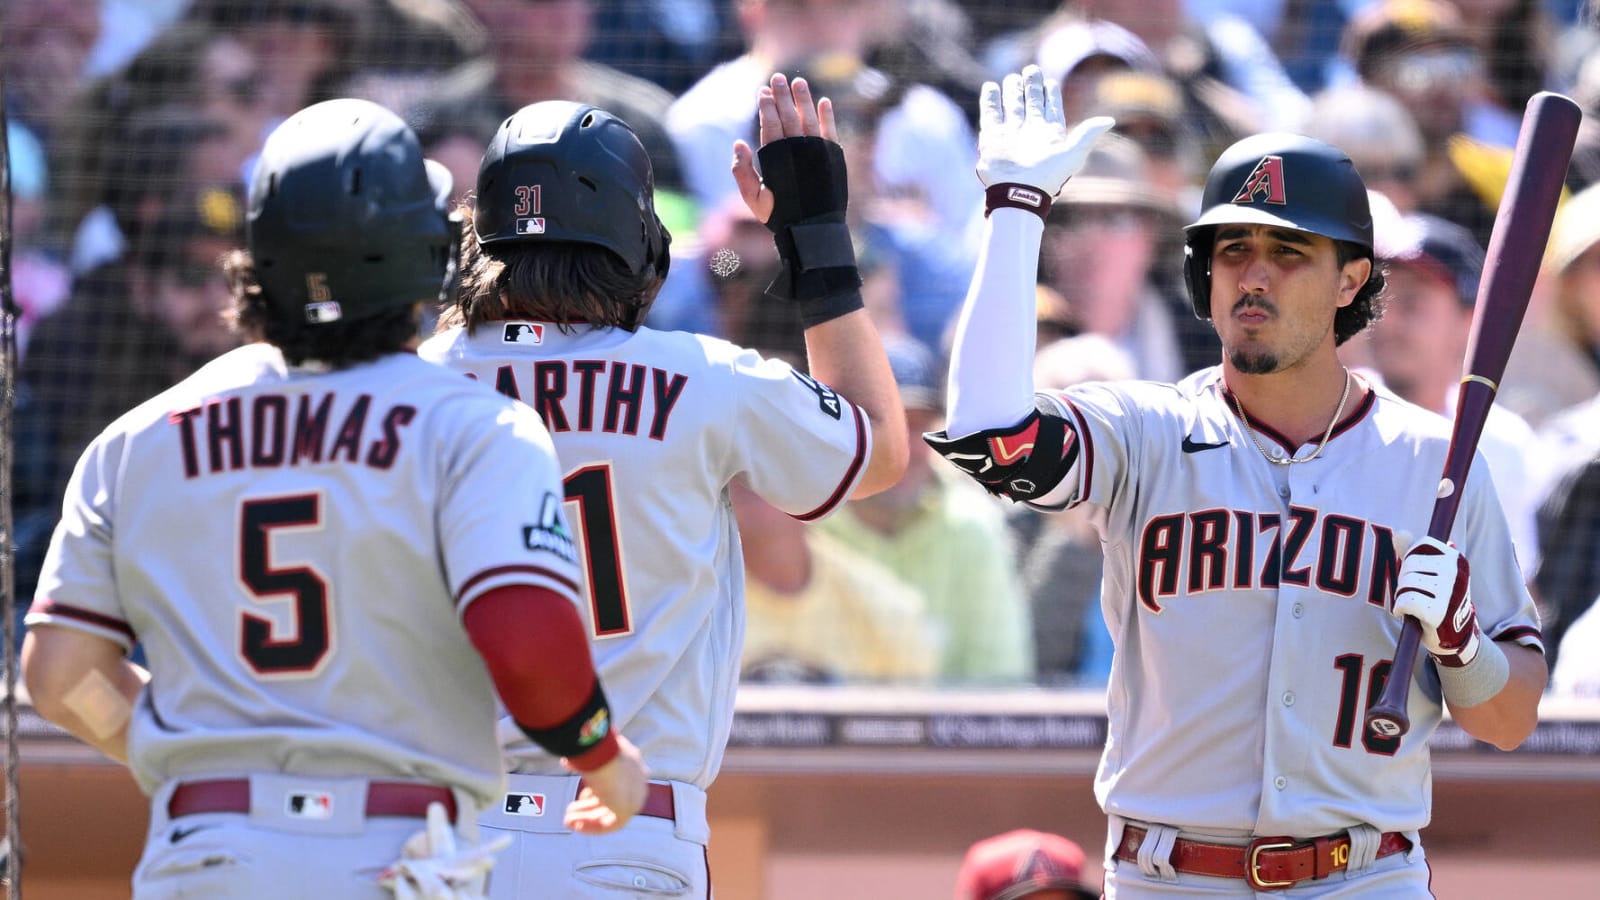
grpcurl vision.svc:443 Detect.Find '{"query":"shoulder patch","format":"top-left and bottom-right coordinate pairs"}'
top-left (791, 371), bottom-right (843, 420)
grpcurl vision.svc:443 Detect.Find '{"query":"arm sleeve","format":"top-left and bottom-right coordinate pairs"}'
top-left (462, 584), bottom-right (620, 770)
top-left (946, 208), bottom-right (1047, 438)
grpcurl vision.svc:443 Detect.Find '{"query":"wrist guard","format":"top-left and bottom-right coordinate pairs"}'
top-left (515, 680), bottom-right (614, 760)
top-left (757, 136), bottom-right (864, 327)
top-left (922, 401), bottom-right (1079, 502)
top-left (985, 183), bottom-right (1053, 222)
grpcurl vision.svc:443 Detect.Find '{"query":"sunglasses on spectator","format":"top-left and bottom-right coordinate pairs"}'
top-left (1379, 47), bottom-right (1482, 94)
top-left (1037, 316), bottom-right (1082, 342)
top-left (1360, 160), bottom-right (1419, 183)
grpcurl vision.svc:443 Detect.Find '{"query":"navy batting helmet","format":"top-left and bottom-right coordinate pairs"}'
top-left (474, 101), bottom-right (671, 279)
top-left (247, 98), bottom-right (460, 326)
top-left (1182, 133), bottom-right (1373, 319)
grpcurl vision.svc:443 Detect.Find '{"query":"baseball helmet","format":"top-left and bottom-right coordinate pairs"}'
top-left (1182, 132), bottom-right (1373, 319)
top-left (474, 101), bottom-right (671, 279)
top-left (247, 98), bottom-right (459, 326)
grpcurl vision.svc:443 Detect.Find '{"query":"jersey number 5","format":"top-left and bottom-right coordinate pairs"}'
top-left (238, 494), bottom-right (331, 677)
top-left (563, 462), bottom-right (633, 638)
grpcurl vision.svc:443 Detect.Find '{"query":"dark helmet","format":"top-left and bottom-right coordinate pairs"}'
top-left (474, 101), bottom-right (670, 279)
top-left (1182, 132), bottom-right (1373, 319)
top-left (247, 98), bottom-right (459, 326)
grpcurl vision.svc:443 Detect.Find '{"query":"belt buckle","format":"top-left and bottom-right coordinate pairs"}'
top-left (1246, 837), bottom-right (1298, 891)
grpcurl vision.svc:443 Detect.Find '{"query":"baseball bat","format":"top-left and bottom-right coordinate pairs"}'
top-left (1365, 91), bottom-right (1581, 740)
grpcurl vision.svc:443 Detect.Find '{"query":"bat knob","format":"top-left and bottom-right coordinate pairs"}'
top-left (1364, 707), bottom-right (1410, 739)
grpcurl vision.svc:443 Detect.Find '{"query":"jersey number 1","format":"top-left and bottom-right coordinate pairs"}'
top-left (563, 463), bottom-right (633, 638)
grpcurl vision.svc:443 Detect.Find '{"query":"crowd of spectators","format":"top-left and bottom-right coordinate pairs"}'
top-left (8, 0), bottom-right (1600, 694)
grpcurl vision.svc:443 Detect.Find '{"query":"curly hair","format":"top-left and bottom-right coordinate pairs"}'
top-left (437, 208), bottom-right (663, 335)
top-left (223, 250), bottom-right (420, 367)
top-left (1334, 240), bottom-right (1386, 346)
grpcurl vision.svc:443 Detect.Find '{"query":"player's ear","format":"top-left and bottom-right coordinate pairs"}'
top-left (1337, 256), bottom-right (1371, 309)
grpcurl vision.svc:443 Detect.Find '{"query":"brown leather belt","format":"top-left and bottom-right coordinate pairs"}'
top-left (168, 778), bottom-right (458, 823)
top-left (576, 779), bottom-right (676, 822)
top-left (1115, 825), bottom-right (1412, 891)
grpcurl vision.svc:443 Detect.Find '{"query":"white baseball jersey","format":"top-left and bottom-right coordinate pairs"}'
top-left (1035, 367), bottom-right (1541, 837)
top-left (419, 320), bottom-right (870, 787)
top-left (27, 343), bottom-right (582, 809)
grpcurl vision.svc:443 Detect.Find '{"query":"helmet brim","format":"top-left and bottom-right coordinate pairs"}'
top-left (1184, 203), bottom-right (1370, 247)
top-left (424, 158), bottom-right (454, 212)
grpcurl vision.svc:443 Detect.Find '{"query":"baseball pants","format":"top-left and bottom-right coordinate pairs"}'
top-left (1103, 816), bottom-right (1434, 898)
top-left (133, 773), bottom-right (482, 900)
top-left (482, 773), bottom-right (711, 899)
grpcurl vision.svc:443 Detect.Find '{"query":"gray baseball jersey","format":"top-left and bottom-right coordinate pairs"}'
top-left (419, 321), bottom-right (869, 787)
top-left (27, 343), bottom-right (582, 810)
top-left (1035, 367), bottom-right (1541, 837)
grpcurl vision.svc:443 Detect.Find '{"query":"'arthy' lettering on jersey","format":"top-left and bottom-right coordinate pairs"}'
top-left (489, 360), bottom-right (688, 440)
top-left (1136, 505), bottom-right (1403, 612)
top-left (170, 393), bottom-right (417, 478)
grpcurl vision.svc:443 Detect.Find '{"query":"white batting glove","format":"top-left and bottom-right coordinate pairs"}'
top-left (378, 802), bottom-right (511, 900)
top-left (1392, 537), bottom-right (1482, 666)
top-left (977, 65), bottom-right (1114, 198)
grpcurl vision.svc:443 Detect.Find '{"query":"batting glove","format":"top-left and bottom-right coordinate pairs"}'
top-left (1392, 537), bottom-right (1482, 667)
top-left (378, 802), bottom-right (511, 900)
top-left (977, 65), bottom-right (1114, 216)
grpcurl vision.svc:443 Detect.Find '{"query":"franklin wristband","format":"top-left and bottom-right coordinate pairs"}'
top-left (516, 680), bottom-right (617, 763)
top-left (985, 183), bottom-right (1053, 221)
top-left (757, 136), bottom-right (865, 327)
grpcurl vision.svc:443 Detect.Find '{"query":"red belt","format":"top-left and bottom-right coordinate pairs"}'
top-left (168, 778), bottom-right (458, 823)
top-left (575, 779), bottom-right (676, 822)
top-left (1115, 825), bottom-right (1412, 891)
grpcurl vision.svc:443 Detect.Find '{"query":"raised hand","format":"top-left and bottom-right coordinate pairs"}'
top-left (732, 73), bottom-right (839, 224)
top-left (977, 64), bottom-right (1114, 197)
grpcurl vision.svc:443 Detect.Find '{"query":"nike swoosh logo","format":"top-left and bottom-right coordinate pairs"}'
top-left (1181, 437), bottom-right (1229, 453)
top-left (169, 825), bottom-right (212, 845)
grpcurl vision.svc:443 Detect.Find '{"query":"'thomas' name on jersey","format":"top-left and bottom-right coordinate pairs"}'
top-left (420, 321), bottom-right (870, 788)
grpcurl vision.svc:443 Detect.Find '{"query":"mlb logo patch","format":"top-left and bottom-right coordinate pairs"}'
top-left (286, 792), bottom-right (334, 819)
top-left (504, 793), bottom-right (546, 817)
top-left (305, 301), bottom-right (343, 324)
top-left (516, 217), bottom-right (547, 235)
top-left (503, 322), bottom-right (545, 345)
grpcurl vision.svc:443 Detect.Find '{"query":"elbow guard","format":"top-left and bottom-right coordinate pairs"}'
top-left (922, 401), bottom-right (1079, 503)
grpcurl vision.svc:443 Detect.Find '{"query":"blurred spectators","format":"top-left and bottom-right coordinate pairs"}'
top-left (667, 0), bottom-right (979, 244)
top-left (1341, 0), bottom-right (1520, 248)
top-left (192, 0), bottom-right (368, 120)
top-left (734, 478), bottom-right (938, 685)
top-left (1501, 181), bottom-right (1600, 428)
top-left (585, 0), bottom-right (742, 96)
top-left (1549, 591), bottom-right (1600, 698)
top-left (7, 124), bottom-right (72, 360)
top-left (1086, 70), bottom-right (1204, 213)
top-left (1038, 133), bottom-right (1195, 382)
top-left (1533, 450), bottom-right (1600, 674)
top-left (955, 828), bottom-right (1100, 900)
top-left (1446, 0), bottom-right (1562, 115)
top-left (21, 185), bottom-right (246, 513)
top-left (1011, 333), bottom-right (1136, 686)
top-left (1362, 203), bottom-right (1544, 571)
top-left (817, 339), bottom-right (1035, 684)
top-left (1, 0), bottom-right (101, 146)
top-left (423, 0), bottom-right (688, 200)
top-left (1301, 83), bottom-right (1428, 216)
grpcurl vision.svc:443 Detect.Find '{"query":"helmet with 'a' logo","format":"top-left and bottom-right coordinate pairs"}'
top-left (1182, 132), bottom-right (1374, 320)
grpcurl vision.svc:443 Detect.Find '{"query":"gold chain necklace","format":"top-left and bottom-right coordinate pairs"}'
top-left (1227, 368), bottom-right (1353, 466)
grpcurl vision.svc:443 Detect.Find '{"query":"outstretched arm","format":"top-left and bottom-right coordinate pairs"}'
top-left (731, 73), bottom-right (908, 498)
top-left (945, 66), bottom-right (1113, 439)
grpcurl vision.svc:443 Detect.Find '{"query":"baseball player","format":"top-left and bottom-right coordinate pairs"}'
top-left (927, 66), bottom-right (1546, 897)
top-left (418, 75), bottom-right (907, 897)
top-left (20, 99), bottom-right (648, 900)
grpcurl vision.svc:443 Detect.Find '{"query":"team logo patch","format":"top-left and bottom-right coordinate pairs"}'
top-left (791, 371), bottom-right (843, 420)
top-left (304, 301), bottom-right (343, 324)
top-left (286, 792), bottom-right (334, 819)
top-left (516, 217), bottom-right (547, 235)
top-left (504, 793), bottom-right (547, 817)
top-left (1232, 155), bottom-right (1288, 205)
top-left (1006, 186), bottom-right (1045, 207)
top-left (523, 493), bottom-right (578, 562)
top-left (503, 322), bottom-right (545, 345)
top-left (578, 708), bottom-right (611, 746)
